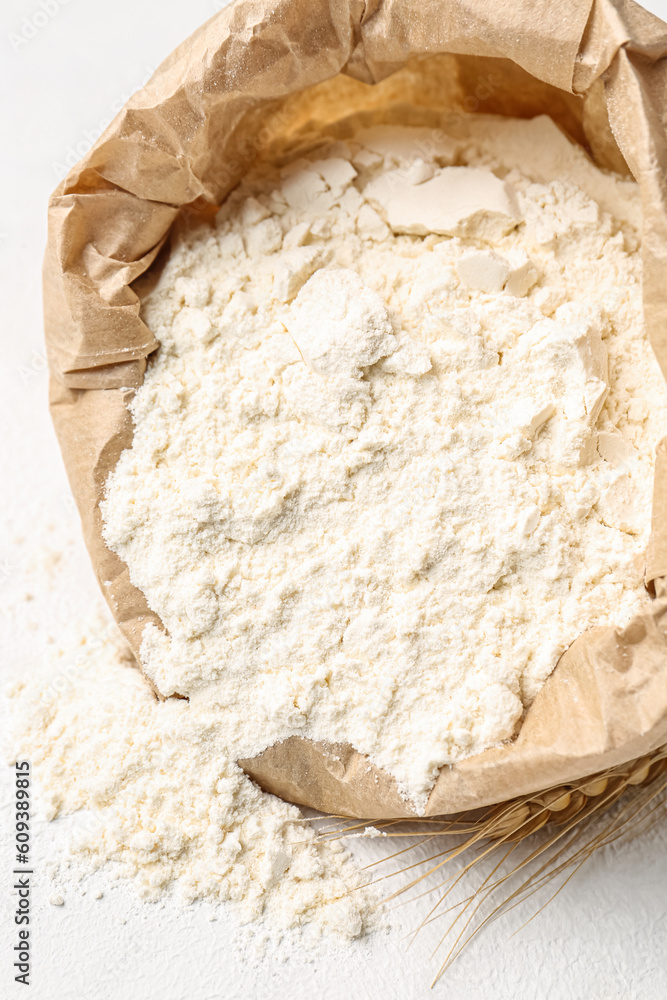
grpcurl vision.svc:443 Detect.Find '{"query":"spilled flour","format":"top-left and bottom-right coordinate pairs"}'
top-left (7, 616), bottom-right (378, 937)
top-left (101, 114), bottom-right (667, 810)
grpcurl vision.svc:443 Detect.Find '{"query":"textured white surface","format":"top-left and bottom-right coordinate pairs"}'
top-left (1, 1), bottom-right (667, 998)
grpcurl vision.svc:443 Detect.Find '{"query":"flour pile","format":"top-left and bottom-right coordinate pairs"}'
top-left (8, 617), bottom-right (377, 936)
top-left (102, 114), bottom-right (667, 809)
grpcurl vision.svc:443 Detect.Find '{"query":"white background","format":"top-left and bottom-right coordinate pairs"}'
top-left (1, 1), bottom-right (667, 998)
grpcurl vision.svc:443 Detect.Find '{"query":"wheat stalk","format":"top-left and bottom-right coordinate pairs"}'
top-left (315, 746), bottom-right (667, 985)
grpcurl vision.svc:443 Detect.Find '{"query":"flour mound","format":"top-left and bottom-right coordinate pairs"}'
top-left (8, 621), bottom-right (377, 937)
top-left (102, 115), bottom-right (667, 809)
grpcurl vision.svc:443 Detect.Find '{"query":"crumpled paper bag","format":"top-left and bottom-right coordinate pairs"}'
top-left (45, 0), bottom-right (667, 817)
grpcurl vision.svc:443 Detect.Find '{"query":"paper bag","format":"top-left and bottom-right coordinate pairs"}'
top-left (45, 0), bottom-right (667, 817)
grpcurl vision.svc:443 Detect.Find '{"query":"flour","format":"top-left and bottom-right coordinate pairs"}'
top-left (7, 617), bottom-right (377, 937)
top-left (101, 114), bottom-right (667, 810)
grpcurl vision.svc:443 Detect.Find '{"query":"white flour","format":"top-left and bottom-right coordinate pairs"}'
top-left (102, 115), bottom-right (667, 809)
top-left (7, 617), bottom-right (377, 937)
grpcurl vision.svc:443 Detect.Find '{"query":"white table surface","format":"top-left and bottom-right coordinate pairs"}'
top-left (1, 1), bottom-right (666, 997)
